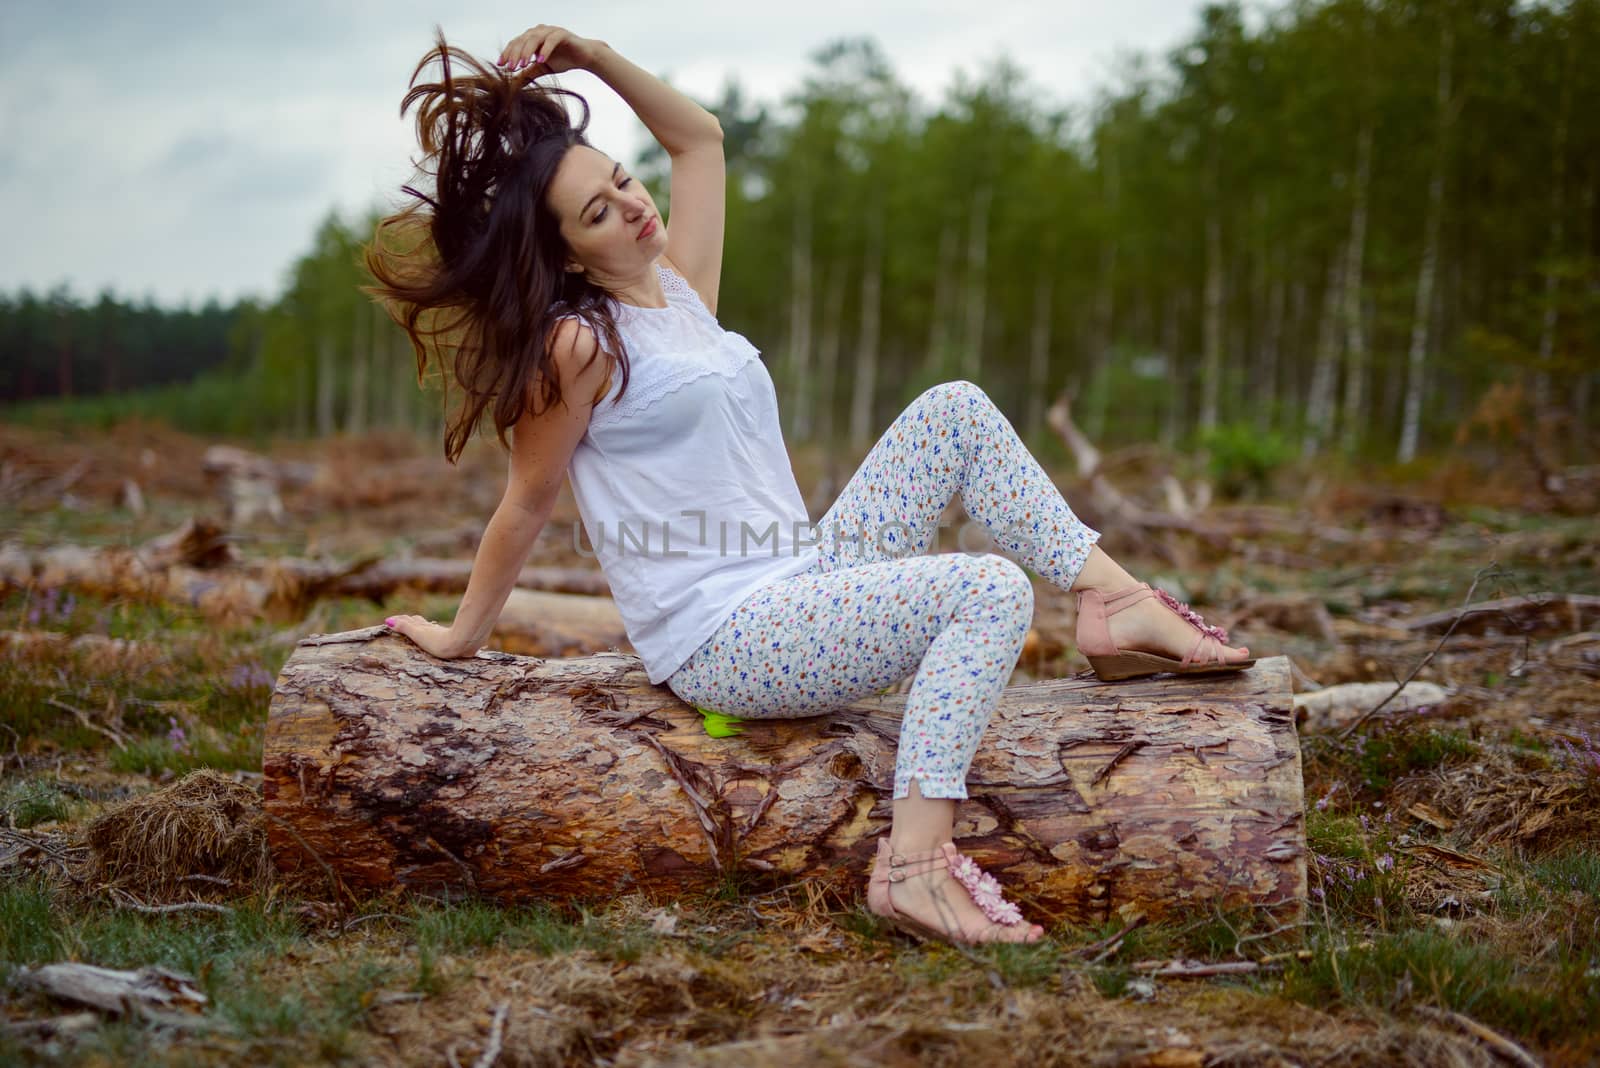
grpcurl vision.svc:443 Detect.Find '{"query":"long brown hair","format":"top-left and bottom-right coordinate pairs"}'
top-left (361, 27), bottom-right (631, 464)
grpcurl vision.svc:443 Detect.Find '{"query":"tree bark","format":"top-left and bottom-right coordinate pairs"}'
top-left (263, 635), bottom-right (1304, 925)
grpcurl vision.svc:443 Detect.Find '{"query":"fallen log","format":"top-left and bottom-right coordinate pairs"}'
top-left (1293, 681), bottom-right (1450, 731)
top-left (492, 588), bottom-right (627, 657)
top-left (1044, 393), bottom-right (1232, 558)
top-left (0, 520), bottom-right (611, 624)
top-left (327, 558), bottom-right (610, 601)
top-left (263, 634), bottom-right (1304, 927)
top-left (12, 963), bottom-right (207, 1018)
top-left (1401, 593), bottom-right (1600, 637)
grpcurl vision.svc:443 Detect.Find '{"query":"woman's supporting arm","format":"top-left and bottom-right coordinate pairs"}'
top-left (442, 497), bottom-right (554, 656)
top-left (385, 319), bottom-right (606, 660)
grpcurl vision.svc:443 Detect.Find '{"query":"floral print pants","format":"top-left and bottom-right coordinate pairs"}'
top-left (664, 380), bottom-right (1102, 800)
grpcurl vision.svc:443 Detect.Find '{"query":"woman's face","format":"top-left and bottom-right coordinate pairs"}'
top-left (547, 144), bottom-right (668, 286)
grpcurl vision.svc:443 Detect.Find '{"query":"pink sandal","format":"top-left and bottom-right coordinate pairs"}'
top-left (1076, 582), bottom-right (1255, 682)
top-left (866, 838), bottom-right (1043, 946)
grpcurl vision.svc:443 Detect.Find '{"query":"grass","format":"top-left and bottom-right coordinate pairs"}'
top-left (1279, 927), bottom-right (1598, 1049)
top-left (0, 779), bottom-right (77, 828)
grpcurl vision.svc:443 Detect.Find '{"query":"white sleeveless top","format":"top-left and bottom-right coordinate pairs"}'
top-left (562, 262), bottom-right (821, 684)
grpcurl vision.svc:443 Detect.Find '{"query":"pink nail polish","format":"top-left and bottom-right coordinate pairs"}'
top-left (384, 617), bottom-right (396, 627)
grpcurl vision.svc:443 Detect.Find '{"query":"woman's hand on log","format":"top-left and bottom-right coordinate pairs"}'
top-left (383, 615), bottom-right (476, 659)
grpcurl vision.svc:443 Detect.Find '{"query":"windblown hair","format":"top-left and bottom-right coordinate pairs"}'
top-left (361, 27), bottom-right (630, 464)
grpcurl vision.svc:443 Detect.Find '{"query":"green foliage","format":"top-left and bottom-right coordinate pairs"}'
top-left (974, 939), bottom-right (1059, 988)
top-left (0, 286), bottom-right (240, 408)
top-left (1197, 422), bottom-right (1297, 500)
top-left (1088, 964), bottom-right (1137, 998)
top-left (1351, 727), bottom-right (1477, 794)
top-left (0, 780), bottom-right (75, 828)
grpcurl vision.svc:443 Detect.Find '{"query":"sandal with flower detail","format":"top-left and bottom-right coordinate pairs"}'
top-left (865, 838), bottom-right (1043, 946)
top-left (1076, 582), bottom-right (1255, 682)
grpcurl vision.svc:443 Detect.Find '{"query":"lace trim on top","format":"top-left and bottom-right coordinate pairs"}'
top-left (590, 263), bottom-right (759, 426)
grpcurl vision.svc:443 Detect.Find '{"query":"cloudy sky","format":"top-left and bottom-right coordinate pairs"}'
top-left (2, 1), bottom-right (1264, 309)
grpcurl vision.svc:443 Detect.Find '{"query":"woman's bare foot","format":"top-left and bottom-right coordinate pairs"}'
top-left (1106, 594), bottom-right (1251, 665)
top-left (881, 864), bottom-right (1044, 944)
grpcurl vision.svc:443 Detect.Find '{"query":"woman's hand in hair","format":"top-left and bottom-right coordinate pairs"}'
top-left (382, 614), bottom-right (478, 659)
top-left (497, 25), bottom-right (605, 77)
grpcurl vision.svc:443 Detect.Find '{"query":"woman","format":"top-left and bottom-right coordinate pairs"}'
top-left (368, 24), bottom-right (1254, 947)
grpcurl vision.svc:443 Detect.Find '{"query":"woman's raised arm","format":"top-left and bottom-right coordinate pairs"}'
top-left (502, 27), bottom-right (727, 312)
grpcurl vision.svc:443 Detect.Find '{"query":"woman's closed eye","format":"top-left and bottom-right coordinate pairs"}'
top-left (594, 178), bottom-right (634, 224)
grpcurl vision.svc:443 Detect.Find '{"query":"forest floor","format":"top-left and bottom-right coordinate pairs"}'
top-left (0, 418), bottom-right (1597, 1067)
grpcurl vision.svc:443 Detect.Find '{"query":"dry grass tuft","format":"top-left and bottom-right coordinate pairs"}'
top-left (83, 767), bottom-right (270, 897)
top-left (1390, 746), bottom-right (1600, 857)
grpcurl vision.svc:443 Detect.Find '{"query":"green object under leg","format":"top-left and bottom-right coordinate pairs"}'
top-left (695, 705), bottom-right (745, 738)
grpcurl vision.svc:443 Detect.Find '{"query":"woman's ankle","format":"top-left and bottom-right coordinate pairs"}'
top-left (1069, 546), bottom-right (1137, 594)
top-left (888, 784), bottom-right (957, 855)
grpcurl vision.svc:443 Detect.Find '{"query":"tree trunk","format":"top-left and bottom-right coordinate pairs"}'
top-left (387, 322), bottom-right (410, 432)
top-left (786, 203), bottom-right (814, 441)
top-left (1575, 176), bottom-right (1596, 430)
top-left (1257, 271), bottom-right (1286, 433)
top-left (1302, 246), bottom-right (1345, 459)
top-left (924, 220), bottom-right (959, 383)
top-left (848, 208), bottom-right (884, 451)
top-left (57, 339), bottom-right (73, 399)
top-left (1024, 272), bottom-right (1053, 442)
top-left (1399, 22), bottom-right (1455, 465)
top-left (960, 183), bottom-right (993, 383)
top-left (815, 267), bottom-right (846, 447)
top-left (1285, 276), bottom-right (1308, 429)
top-left (1160, 290), bottom-right (1184, 448)
top-left (316, 332), bottom-right (336, 440)
top-left (347, 300), bottom-right (369, 437)
top-left (1339, 121), bottom-right (1374, 454)
top-left (1200, 208), bottom-right (1225, 435)
top-left (1535, 24), bottom-right (1575, 412)
top-left (263, 634), bottom-right (1304, 925)
top-left (1085, 242), bottom-right (1118, 443)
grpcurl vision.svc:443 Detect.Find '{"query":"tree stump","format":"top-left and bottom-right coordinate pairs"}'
top-left (263, 630), bottom-right (1304, 926)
